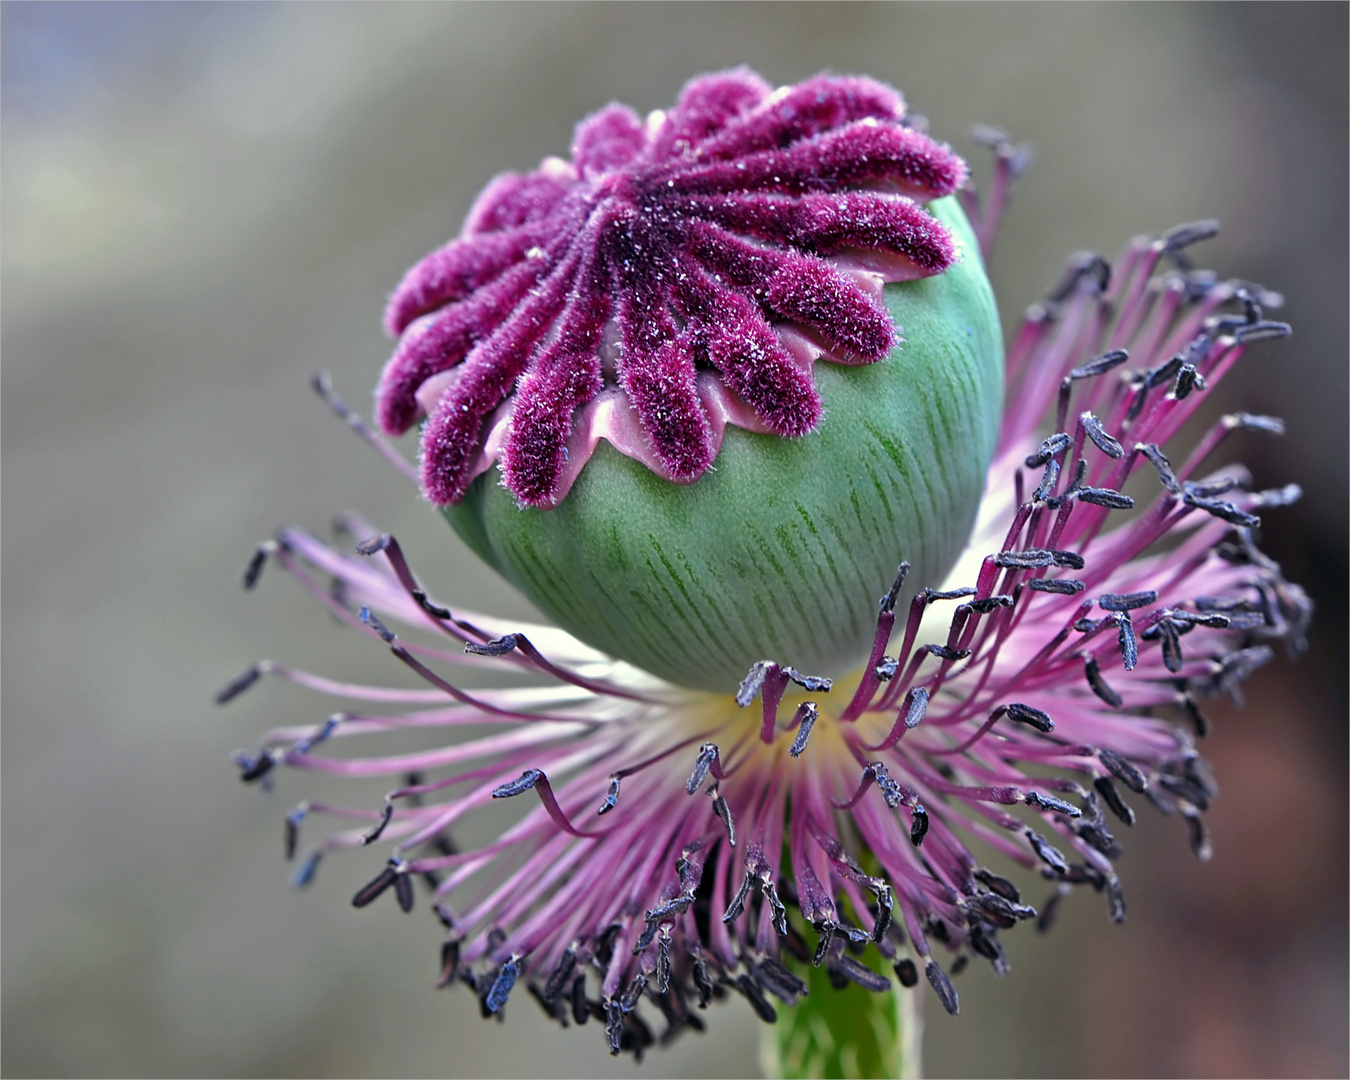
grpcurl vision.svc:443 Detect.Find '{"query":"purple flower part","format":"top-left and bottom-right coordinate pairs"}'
top-left (663, 190), bottom-right (956, 273)
top-left (417, 242), bottom-right (584, 507)
top-left (685, 221), bottom-right (897, 361)
top-left (659, 120), bottom-right (965, 200)
top-left (498, 279), bottom-right (610, 506)
top-left (572, 103), bottom-right (647, 176)
top-left (693, 72), bottom-right (905, 159)
top-left (464, 170), bottom-right (574, 239)
top-left (677, 266), bottom-right (821, 436)
top-left (227, 136), bottom-right (1309, 1056)
top-left (651, 68), bottom-right (775, 158)
top-left (375, 68), bottom-right (966, 507)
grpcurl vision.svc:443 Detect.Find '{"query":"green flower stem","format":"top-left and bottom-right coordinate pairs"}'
top-left (761, 959), bottom-right (923, 1079)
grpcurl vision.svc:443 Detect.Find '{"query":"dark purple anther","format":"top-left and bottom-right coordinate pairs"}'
top-left (1138, 443), bottom-right (1181, 493)
top-left (1093, 776), bottom-right (1137, 826)
top-left (926, 960), bottom-right (960, 1016)
top-left (784, 668), bottom-right (834, 693)
top-left (1105, 875), bottom-right (1127, 923)
top-left (1184, 809), bottom-right (1212, 861)
top-left (975, 868), bottom-right (1022, 903)
top-left (1036, 887), bottom-right (1069, 933)
top-left (903, 686), bottom-right (930, 729)
top-left (358, 606), bottom-right (396, 643)
top-left (763, 879), bottom-right (790, 936)
top-left (833, 954), bottom-right (892, 992)
top-left (1026, 829), bottom-right (1069, 875)
top-left (1028, 578), bottom-right (1085, 595)
top-left (351, 864), bottom-right (398, 908)
top-left (394, 869), bottom-right (415, 913)
top-left (655, 931), bottom-right (673, 995)
top-left (604, 998), bottom-right (624, 1054)
top-left (436, 940), bottom-right (461, 989)
top-left (1084, 656), bottom-right (1124, 707)
top-left (493, 769), bottom-right (543, 798)
top-left (1069, 348), bottom-right (1130, 380)
top-left (994, 549), bottom-right (1056, 570)
top-left (242, 544), bottom-right (270, 590)
top-left (963, 594), bottom-right (1015, 615)
top-left (1024, 791), bottom-right (1081, 818)
top-left (571, 976), bottom-right (590, 1026)
top-left (1076, 487), bottom-right (1134, 510)
top-left (736, 659), bottom-right (780, 707)
top-left (361, 798), bottom-right (394, 845)
top-left (1025, 432), bottom-right (1072, 468)
top-left (1100, 591), bottom-right (1161, 614)
top-left (215, 664), bottom-right (262, 705)
top-left (464, 634), bottom-right (519, 657)
top-left (976, 891), bottom-right (1037, 924)
top-left (291, 850), bottom-right (321, 889)
top-left (788, 703), bottom-right (819, 758)
top-left (736, 974), bottom-right (779, 1024)
top-left (283, 805), bottom-right (306, 861)
top-left (723, 871), bottom-right (755, 924)
top-left (636, 896), bottom-right (692, 951)
top-left (1117, 612), bottom-right (1140, 670)
top-left (597, 776), bottom-right (621, 815)
top-left (711, 791), bottom-right (736, 848)
top-left (1033, 457), bottom-right (1062, 502)
top-left (870, 882), bottom-right (895, 942)
top-left (1081, 412), bottom-right (1124, 459)
top-left (909, 805), bottom-right (930, 847)
top-left (1005, 702), bottom-right (1054, 733)
top-left (924, 586), bottom-right (978, 602)
top-left (236, 750), bottom-right (275, 784)
top-left (757, 957), bottom-right (807, 1003)
top-left (685, 743), bottom-right (725, 794)
top-left (1233, 321), bottom-right (1291, 344)
top-left (1049, 549), bottom-right (1085, 570)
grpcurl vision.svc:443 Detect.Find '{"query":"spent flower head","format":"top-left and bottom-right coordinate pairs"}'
top-left (222, 68), bottom-right (1310, 1069)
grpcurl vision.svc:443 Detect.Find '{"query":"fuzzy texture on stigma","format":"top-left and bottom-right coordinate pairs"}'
top-left (376, 68), bottom-right (967, 508)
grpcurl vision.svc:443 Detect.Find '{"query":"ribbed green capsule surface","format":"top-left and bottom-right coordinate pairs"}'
top-left (444, 197), bottom-right (1003, 690)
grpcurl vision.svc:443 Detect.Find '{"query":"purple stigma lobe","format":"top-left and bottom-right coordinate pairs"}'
top-left (375, 68), bottom-right (965, 507)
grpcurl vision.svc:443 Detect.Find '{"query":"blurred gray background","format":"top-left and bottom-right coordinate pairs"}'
top-left (3, 3), bottom-right (1346, 1077)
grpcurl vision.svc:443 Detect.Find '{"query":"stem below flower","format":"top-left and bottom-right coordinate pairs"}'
top-left (761, 957), bottom-right (923, 1079)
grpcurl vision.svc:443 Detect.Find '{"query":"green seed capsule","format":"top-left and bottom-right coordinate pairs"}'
top-left (444, 198), bottom-right (1002, 689)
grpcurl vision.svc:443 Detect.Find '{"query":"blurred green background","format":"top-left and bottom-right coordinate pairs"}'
top-left (3, 3), bottom-right (1346, 1076)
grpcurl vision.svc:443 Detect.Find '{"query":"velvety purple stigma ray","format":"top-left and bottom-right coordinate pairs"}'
top-left (375, 68), bottom-right (966, 507)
